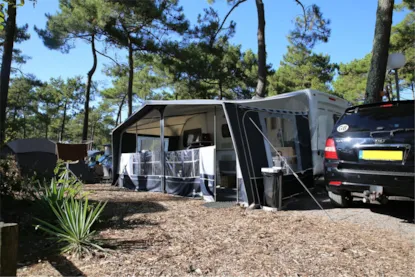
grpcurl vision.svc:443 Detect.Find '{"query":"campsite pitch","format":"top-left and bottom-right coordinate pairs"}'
top-left (17, 184), bottom-right (414, 276)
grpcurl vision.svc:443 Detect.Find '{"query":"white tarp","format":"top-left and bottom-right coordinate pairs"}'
top-left (199, 146), bottom-right (216, 202)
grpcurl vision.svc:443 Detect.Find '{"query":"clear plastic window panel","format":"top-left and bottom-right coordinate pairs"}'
top-left (165, 149), bottom-right (200, 178)
top-left (264, 116), bottom-right (298, 170)
top-left (130, 151), bottom-right (162, 176)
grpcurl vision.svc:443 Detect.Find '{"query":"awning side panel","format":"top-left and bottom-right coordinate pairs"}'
top-left (223, 103), bottom-right (269, 205)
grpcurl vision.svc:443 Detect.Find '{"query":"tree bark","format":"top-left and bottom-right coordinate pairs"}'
top-left (255, 0), bottom-right (266, 98)
top-left (127, 38), bottom-right (134, 116)
top-left (365, 0), bottom-right (394, 103)
top-left (411, 82), bottom-right (414, 100)
top-left (60, 100), bottom-right (68, 141)
top-left (116, 94), bottom-right (127, 125)
top-left (218, 80), bottom-right (223, 100)
top-left (23, 112), bottom-right (26, 138)
top-left (82, 34), bottom-right (97, 141)
top-left (0, 0), bottom-right (17, 146)
top-left (90, 123), bottom-right (95, 141)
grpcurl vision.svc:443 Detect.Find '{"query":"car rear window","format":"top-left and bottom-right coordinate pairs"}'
top-left (335, 102), bottom-right (414, 133)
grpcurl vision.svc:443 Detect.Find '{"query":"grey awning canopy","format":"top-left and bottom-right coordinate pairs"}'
top-left (124, 104), bottom-right (221, 137)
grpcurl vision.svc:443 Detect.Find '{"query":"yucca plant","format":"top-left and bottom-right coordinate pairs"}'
top-left (36, 177), bottom-right (82, 212)
top-left (35, 197), bottom-right (107, 257)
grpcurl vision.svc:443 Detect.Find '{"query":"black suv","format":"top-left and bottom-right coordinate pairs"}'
top-left (324, 101), bottom-right (414, 207)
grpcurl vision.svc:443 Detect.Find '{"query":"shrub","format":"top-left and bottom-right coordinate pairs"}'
top-left (35, 197), bottom-right (107, 257)
top-left (0, 155), bottom-right (38, 198)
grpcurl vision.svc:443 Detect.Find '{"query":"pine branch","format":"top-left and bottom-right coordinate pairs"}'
top-left (294, 0), bottom-right (307, 33)
top-left (211, 0), bottom-right (247, 44)
top-left (95, 49), bottom-right (121, 66)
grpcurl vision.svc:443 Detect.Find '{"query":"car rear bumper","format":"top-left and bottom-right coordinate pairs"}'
top-left (324, 163), bottom-right (415, 198)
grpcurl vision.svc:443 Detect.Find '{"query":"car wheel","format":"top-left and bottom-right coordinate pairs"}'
top-left (328, 191), bottom-right (353, 208)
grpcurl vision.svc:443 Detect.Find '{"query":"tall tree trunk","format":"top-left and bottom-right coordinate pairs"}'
top-left (0, 0), bottom-right (17, 146)
top-left (365, 0), bottom-right (394, 104)
top-left (255, 0), bottom-right (266, 98)
top-left (218, 80), bottom-right (223, 100)
top-left (411, 82), bottom-right (414, 100)
top-left (127, 38), bottom-right (134, 116)
top-left (90, 123), bottom-right (95, 142)
top-left (116, 94), bottom-right (127, 125)
top-left (23, 112), bottom-right (26, 138)
top-left (60, 100), bottom-right (68, 141)
top-left (12, 107), bottom-right (17, 123)
top-left (82, 34), bottom-right (97, 141)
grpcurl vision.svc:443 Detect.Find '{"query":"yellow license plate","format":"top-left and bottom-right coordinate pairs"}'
top-left (359, 150), bottom-right (403, 161)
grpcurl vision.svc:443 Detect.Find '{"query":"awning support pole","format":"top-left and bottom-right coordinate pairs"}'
top-left (159, 106), bottom-right (166, 193)
top-left (214, 106), bottom-right (217, 202)
top-left (135, 123), bottom-right (138, 153)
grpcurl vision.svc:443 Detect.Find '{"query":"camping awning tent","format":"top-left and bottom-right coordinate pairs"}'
top-left (1, 138), bottom-right (57, 178)
top-left (6, 138), bottom-right (56, 154)
top-left (112, 90), bottom-right (316, 206)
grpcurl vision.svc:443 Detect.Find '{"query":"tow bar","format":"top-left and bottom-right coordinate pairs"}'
top-left (362, 186), bottom-right (388, 204)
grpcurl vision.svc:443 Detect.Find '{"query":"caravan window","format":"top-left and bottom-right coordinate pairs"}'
top-left (270, 118), bottom-right (277, 130)
top-left (333, 114), bottom-right (341, 125)
top-left (221, 124), bottom-right (231, 138)
top-left (183, 128), bottom-right (202, 147)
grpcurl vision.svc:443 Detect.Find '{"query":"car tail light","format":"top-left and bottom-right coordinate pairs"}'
top-left (329, 181), bottom-right (342, 186)
top-left (380, 103), bottom-right (393, 108)
top-left (324, 138), bottom-right (339, 160)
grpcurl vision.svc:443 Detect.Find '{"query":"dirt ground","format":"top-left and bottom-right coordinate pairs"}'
top-left (16, 184), bottom-right (415, 276)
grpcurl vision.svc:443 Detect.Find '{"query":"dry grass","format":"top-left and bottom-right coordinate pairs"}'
top-left (18, 184), bottom-right (414, 277)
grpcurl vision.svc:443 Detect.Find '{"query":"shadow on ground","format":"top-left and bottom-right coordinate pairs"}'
top-left (93, 200), bottom-right (165, 230)
top-left (47, 255), bottom-right (85, 276)
top-left (282, 187), bottom-right (414, 223)
top-left (2, 193), bottom-right (168, 273)
top-left (369, 200), bottom-right (414, 223)
top-left (100, 238), bottom-right (150, 251)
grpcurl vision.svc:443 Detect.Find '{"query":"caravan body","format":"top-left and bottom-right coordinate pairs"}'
top-left (232, 90), bottom-right (349, 176)
top-left (302, 90), bottom-right (349, 176)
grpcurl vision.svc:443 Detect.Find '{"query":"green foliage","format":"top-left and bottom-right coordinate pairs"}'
top-left (269, 1), bottom-right (334, 96)
top-left (395, 0), bottom-right (415, 12)
top-left (35, 162), bottom-right (105, 256)
top-left (5, 75), bottom-right (111, 144)
top-left (0, 154), bottom-right (23, 196)
top-left (34, 0), bottom-right (110, 52)
top-left (103, 0), bottom-right (188, 51)
top-left (0, 0), bottom-right (27, 29)
top-left (334, 3), bottom-right (414, 104)
top-left (389, 8), bottom-right (414, 97)
top-left (333, 54), bottom-right (371, 104)
top-left (5, 75), bottom-right (42, 141)
top-left (35, 197), bottom-right (107, 257)
top-left (36, 173), bottom-right (83, 209)
top-left (0, 154), bottom-right (39, 198)
top-left (269, 45), bottom-right (336, 95)
top-left (289, 4), bottom-right (331, 49)
top-left (0, 22), bottom-right (30, 66)
top-left (156, 7), bottom-right (274, 100)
